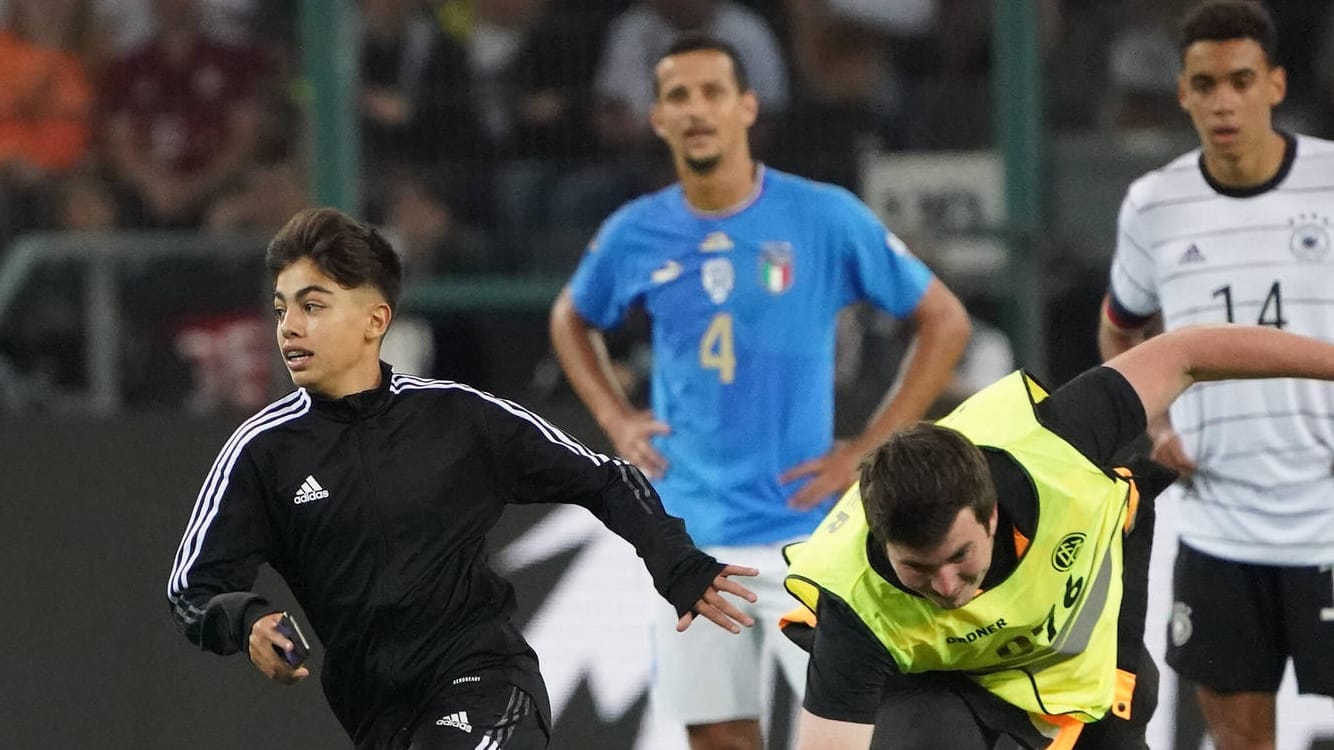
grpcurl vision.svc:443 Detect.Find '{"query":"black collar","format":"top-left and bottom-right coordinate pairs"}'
top-left (1198, 130), bottom-right (1296, 198)
top-left (307, 361), bottom-right (395, 421)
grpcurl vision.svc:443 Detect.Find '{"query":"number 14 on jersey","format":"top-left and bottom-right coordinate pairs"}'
top-left (1212, 281), bottom-right (1287, 328)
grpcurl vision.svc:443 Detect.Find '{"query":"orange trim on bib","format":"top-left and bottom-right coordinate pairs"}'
top-left (1112, 669), bottom-right (1137, 720)
top-left (1040, 715), bottom-right (1085, 750)
top-left (779, 606), bottom-right (817, 631)
top-left (1013, 528), bottom-right (1031, 558)
top-left (1113, 467), bottom-right (1140, 534)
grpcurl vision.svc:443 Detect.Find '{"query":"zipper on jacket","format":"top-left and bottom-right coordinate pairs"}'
top-left (351, 420), bottom-right (399, 692)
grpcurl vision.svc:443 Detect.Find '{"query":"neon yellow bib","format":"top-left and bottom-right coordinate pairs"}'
top-left (785, 371), bottom-right (1131, 721)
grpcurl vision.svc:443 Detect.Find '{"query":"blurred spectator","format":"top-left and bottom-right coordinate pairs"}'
top-left (204, 160), bottom-right (308, 234)
top-left (375, 169), bottom-right (500, 379)
top-left (1319, 11), bottom-right (1334, 138)
top-left (824, 0), bottom-right (934, 35)
top-left (593, 0), bottom-right (789, 157)
top-left (1100, 0), bottom-right (1184, 132)
top-left (914, 0), bottom-right (992, 149)
top-left (1265, 0), bottom-right (1333, 135)
top-left (906, 0), bottom-right (1061, 150)
top-left (360, 0), bottom-right (478, 174)
top-left (0, 0), bottom-right (95, 246)
top-left (506, 1), bottom-right (618, 162)
top-left (93, 0), bottom-right (259, 52)
top-left (1045, 0), bottom-right (1116, 132)
top-left (99, 0), bottom-right (273, 229)
top-left (491, 1), bottom-right (639, 271)
top-left (378, 169), bottom-right (495, 278)
top-left (776, 0), bottom-right (911, 189)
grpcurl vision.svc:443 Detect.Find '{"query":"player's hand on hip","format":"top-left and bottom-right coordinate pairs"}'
top-left (781, 442), bottom-right (861, 510)
top-left (607, 409), bottom-right (670, 479)
top-left (677, 564), bottom-right (759, 634)
top-left (1148, 417), bottom-right (1196, 477)
top-left (248, 612), bottom-right (310, 685)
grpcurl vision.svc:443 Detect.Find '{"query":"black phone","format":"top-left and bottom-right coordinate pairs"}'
top-left (272, 612), bottom-right (311, 669)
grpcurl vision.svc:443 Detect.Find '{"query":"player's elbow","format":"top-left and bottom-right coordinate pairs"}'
top-left (920, 283), bottom-right (973, 354)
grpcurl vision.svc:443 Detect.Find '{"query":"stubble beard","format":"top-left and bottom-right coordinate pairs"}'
top-left (684, 154), bottom-right (722, 175)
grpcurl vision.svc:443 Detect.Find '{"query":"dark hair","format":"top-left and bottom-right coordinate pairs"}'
top-left (1179, 0), bottom-right (1277, 66)
top-left (860, 423), bottom-right (997, 549)
top-left (653, 33), bottom-right (751, 98)
top-left (265, 207), bottom-right (402, 310)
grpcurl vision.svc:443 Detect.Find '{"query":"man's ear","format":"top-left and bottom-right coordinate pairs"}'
top-left (740, 89), bottom-right (759, 128)
top-left (650, 102), bottom-right (668, 140)
top-left (1268, 64), bottom-right (1287, 107)
top-left (367, 302), bottom-right (392, 341)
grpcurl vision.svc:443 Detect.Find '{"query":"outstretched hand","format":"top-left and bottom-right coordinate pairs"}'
top-left (248, 612), bottom-right (310, 685)
top-left (676, 564), bottom-right (759, 634)
top-left (781, 441), bottom-right (862, 510)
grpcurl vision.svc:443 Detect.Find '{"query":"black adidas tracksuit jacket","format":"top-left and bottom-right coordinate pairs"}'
top-left (167, 362), bottom-right (722, 745)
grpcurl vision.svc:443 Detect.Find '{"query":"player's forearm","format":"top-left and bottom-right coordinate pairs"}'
top-left (1109, 324), bottom-right (1334, 422)
top-left (794, 710), bottom-right (874, 750)
top-left (1097, 296), bottom-right (1148, 362)
top-left (854, 282), bottom-right (971, 454)
top-left (549, 290), bottom-right (635, 431)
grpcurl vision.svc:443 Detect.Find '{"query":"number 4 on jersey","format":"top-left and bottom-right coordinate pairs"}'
top-left (1212, 281), bottom-right (1286, 328)
top-left (700, 313), bottom-right (736, 383)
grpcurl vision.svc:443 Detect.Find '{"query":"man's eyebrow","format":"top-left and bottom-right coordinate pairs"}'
top-left (1191, 66), bottom-right (1256, 82)
top-left (902, 542), bottom-right (971, 568)
top-left (274, 284), bottom-right (337, 301)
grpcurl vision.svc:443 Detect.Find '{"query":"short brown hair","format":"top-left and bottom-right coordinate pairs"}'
top-left (1180, 0), bottom-right (1277, 65)
top-left (265, 207), bottom-right (402, 309)
top-left (860, 423), bottom-right (996, 549)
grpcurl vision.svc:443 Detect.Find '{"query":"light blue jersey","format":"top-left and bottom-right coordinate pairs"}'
top-left (569, 167), bottom-right (933, 546)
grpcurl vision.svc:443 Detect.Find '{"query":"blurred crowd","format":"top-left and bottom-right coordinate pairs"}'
top-left (1, 0), bottom-right (1333, 409)
top-left (3, 0), bottom-right (1333, 269)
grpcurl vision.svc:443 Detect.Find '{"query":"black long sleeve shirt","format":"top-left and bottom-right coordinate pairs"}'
top-left (167, 363), bottom-right (721, 741)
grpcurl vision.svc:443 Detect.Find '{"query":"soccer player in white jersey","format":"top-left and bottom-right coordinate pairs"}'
top-left (1098, 2), bottom-right (1334, 748)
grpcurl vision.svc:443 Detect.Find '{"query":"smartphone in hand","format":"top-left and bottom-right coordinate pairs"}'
top-left (272, 612), bottom-right (311, 669)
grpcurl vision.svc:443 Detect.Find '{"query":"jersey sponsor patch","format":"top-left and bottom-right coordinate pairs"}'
top-left (759, 242), bottom-right (794, 294)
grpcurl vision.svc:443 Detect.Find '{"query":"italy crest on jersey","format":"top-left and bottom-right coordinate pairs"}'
top-left (759, 242), bottom-right (794, 294)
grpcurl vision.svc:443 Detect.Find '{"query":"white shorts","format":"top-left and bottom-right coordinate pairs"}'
top-left (650, 542), bottom-right (809, 725)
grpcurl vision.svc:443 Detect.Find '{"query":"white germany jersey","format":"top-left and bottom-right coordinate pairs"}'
top-left (1108, 133), bottom-right (1334, 565)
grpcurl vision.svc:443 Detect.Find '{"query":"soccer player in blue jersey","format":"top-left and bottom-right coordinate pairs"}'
top-left (549, 33), bottom-right (972, 750)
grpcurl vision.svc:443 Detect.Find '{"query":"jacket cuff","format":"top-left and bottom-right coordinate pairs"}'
top-left (661, 552), bottom-right (725, 619)
top-left (200, 592), bottom-right (275, 655)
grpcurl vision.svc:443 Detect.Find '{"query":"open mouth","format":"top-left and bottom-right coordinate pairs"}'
top-left (284, 349), bottom-right (314, 368)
